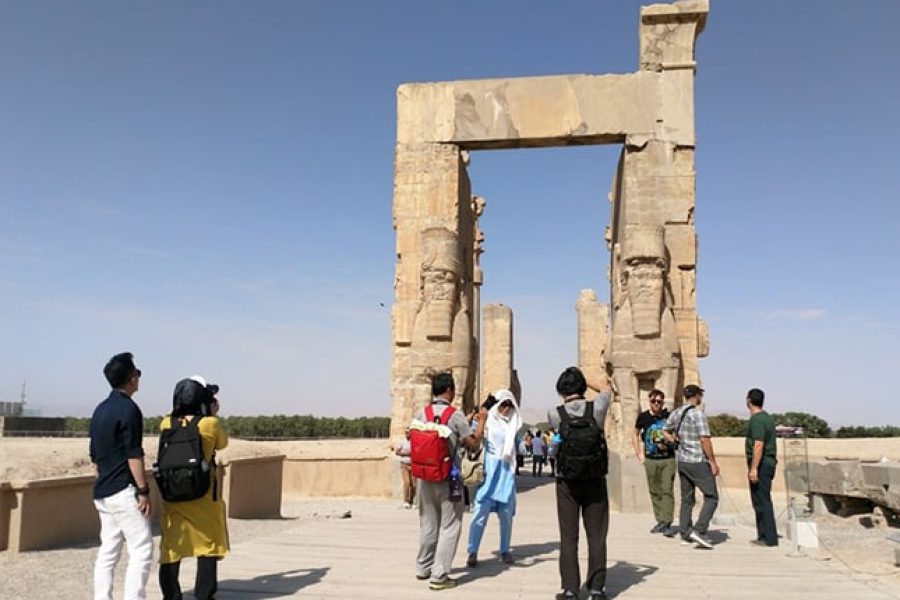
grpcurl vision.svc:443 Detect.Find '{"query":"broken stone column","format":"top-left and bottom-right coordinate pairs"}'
top-left (481, 303), bottom-right (518, 403)
top-left (576, 289), bottom-right (610, 399)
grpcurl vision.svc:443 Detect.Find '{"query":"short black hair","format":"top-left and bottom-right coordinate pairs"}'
top-left (556, 366), bottom-right (588, 397)
top-left (431, 372), bottom-right (455, 397)
top-left (650, 389), bottom-right (665, 399)
top-left (747, 388), bottom-right (765, 407)
top-left (104, 352), bottom-right (138, 389)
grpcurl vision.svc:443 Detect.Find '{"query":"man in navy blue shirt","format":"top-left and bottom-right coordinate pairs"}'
top-left (89, 352), bottom-right (153, 600)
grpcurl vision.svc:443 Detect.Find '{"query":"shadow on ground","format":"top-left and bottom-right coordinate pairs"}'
top-left (515, 474), bottom-right (556, 493)
top-left (453, 540), bottom-right (559, 585)
top-left (707, 529), bottom-right (731, 546)
top-left (217, 567), bottom-right (329, 598)
top-left (605, 561), bottom-right (659, 597)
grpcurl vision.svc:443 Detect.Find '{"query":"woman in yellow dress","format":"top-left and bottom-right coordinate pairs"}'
top-left (158, 376), bottom-right (228, 600)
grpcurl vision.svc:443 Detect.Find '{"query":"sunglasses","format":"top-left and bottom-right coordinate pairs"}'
top-left (649, 398), bottom-right (663, 403)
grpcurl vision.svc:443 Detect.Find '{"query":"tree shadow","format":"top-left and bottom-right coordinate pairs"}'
top-left (216, 567), bottom-right (329, 598)
top-left (605, 560), bottom-right (659, 598)
top-left (452, 540), bottom-right (559, 585)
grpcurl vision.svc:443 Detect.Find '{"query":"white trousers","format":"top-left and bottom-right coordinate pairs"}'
top-left (93, 485), bottom-right (154, 600)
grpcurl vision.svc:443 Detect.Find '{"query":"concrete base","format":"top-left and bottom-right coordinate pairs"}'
top-left (788, 518), bottom-right (819, 549)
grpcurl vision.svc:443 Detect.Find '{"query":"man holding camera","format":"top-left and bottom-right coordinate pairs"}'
top-left (632, 389), bottom-right (676, 536)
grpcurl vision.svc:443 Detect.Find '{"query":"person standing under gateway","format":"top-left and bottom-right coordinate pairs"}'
top-left (547, 367), bottom-right (611, 600)
top-left (410, 372), bottom-right (486, 591)
top-left (632, 389), bottom-right (677, 536)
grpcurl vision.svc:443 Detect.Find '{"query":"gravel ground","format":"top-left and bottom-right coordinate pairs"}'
top-left (0, 498), bottom-right (385, 599)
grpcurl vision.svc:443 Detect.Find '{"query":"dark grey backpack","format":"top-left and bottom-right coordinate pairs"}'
top-left (153, 417), bottom-right (211, 502)
top-left (555, 401), bottom-right (608, 481)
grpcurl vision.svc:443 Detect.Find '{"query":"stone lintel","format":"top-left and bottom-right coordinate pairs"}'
top-left (398, 73), bottom-right (661, 148)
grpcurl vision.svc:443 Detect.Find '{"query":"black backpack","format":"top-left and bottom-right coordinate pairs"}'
top-left (556, 401), bottom-right (608, 481)
top-left (153, 416), bottom-right (211, 502)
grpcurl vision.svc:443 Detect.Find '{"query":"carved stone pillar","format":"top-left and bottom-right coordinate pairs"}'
top-left (390, 142), bottom-right (477, 440)
top-left (576, 289), bottom-right (609, 399)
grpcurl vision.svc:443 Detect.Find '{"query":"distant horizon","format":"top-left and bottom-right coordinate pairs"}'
top-left (6, 400), bottom-right (874, 432)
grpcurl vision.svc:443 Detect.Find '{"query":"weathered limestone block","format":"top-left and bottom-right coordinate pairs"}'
top-left (390, 143), bottom-right (477, 439)
top-left (576, 289), bottom-right (610, 396)
top-left (398, 73), bottom-right (660, 148)
top-left (608, 224), bottom-right (680, 451)
top-left (481, 304), bottom-right (515, 401)
top-left (860, 462), bottom-right (900, 513)
top-left (640, 1), bottom-right (709, 72)
top-left (390, 0), bottom-right (711, 453)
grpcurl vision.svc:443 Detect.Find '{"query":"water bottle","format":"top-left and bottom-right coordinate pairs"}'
top-left (448, 462), bottom-right (463, 501)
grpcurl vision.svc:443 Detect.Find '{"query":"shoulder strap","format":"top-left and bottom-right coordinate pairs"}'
top-left (424, 404), bottom-right (436, 423)
top-left (584, 401), bottom-right (597, 427)
top-left (676, 405), bottom-right (695, 435)
top-left (556, 404), bottom-right (570, 424)
top-left (438, 406), bottom-right (455, 425)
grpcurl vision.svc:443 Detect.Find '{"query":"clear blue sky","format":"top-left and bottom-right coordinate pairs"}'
top-left (1, 1), bottom-right (897, 428)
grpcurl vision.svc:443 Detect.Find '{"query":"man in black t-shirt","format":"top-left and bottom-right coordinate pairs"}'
top-left (631, 389), bottom-right (676, 536)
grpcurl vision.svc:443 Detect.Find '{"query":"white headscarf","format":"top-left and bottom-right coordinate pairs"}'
top-left (487, 389), bottom-right (522, 470)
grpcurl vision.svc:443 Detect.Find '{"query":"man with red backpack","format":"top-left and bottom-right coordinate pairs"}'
top-left (410, 372), bottom-right (486, 591)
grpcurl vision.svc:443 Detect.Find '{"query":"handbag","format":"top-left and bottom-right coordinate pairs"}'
top-left (460, 446), bottom-right (485, 487)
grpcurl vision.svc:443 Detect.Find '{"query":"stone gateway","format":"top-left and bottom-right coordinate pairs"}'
top-left (390, 1), bottom-right (710, 470)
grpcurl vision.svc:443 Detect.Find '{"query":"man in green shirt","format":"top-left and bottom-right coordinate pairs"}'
top-left (745, 388), bottom-right (778, 547)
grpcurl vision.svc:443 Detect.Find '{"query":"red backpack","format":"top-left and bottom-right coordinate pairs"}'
top-left (410, 405), bottom-right (456, 482)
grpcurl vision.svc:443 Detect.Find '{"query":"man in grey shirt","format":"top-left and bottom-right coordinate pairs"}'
top-left (663, 384), bottom-right (720, 549)
top-left (546, 367), bottom-right (611, 600)
top-left (411, 372), bottom-right (486, 591)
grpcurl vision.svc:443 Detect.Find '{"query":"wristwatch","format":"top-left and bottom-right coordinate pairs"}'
top-left (136, 485), bottom-right (150, 496)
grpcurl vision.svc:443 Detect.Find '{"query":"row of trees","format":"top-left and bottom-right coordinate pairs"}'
top-left (708, 412), bottom-right (900, 438)
top-left (63, 412), bottom-right (895, 439)
top-left (63, 415), bottom-right (391, 439)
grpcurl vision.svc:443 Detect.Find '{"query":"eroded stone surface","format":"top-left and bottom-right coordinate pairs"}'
top-left (390, 1), bottom-right (709, 455)
top-left (481, 304), bottom-right (517, 402)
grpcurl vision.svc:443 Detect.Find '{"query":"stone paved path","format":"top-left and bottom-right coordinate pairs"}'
top-left (148, 477), bottom-right (898, 599)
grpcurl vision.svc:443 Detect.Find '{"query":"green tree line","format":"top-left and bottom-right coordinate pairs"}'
top-left (63, 415), bottom-right (390, 439)
top-left (707, 412), bottom-right (900, 438)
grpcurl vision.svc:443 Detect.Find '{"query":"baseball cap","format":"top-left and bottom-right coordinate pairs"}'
top-left (683, 384), bottom-right (705, 398)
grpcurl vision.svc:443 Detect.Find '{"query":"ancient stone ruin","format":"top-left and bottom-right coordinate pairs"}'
top-left (481, 303), bottom-right (521, 403)
top-left (390, 0), bottom-right (710, 457)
